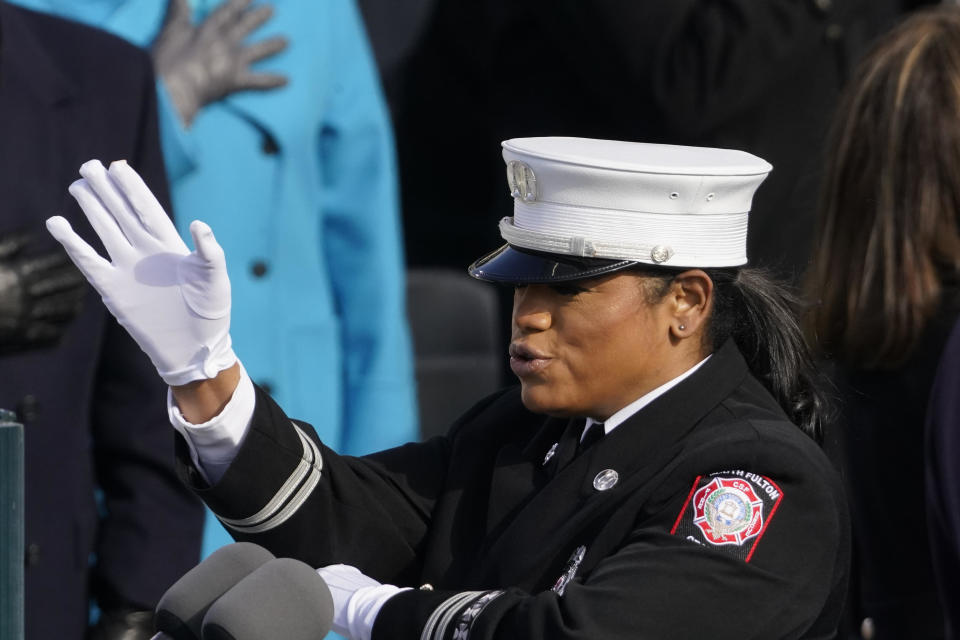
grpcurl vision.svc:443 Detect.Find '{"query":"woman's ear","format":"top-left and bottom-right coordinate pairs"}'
top-left (668, 270), bottom-right (713, 340)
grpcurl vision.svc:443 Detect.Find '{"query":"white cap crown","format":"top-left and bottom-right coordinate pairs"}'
top-left (499, 137), bottom-right (772, 267)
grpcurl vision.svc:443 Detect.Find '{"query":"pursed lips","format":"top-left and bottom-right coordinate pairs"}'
top-left (509, 342), bottom-right (552, 376)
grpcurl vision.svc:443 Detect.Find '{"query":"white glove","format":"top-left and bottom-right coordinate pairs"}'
top-left (316, 564), bottom-right (409, 640)
top-left (46, 159), bottom-right (236, 385)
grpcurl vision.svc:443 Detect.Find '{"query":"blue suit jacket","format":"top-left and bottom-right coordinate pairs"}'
top-left (0, 4), bottom-right (204, 637)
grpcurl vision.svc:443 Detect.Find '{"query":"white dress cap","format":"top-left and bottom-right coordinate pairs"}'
top-left (498, 137), bottom-right (772, 268)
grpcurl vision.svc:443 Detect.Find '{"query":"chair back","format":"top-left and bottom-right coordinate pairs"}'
top-left (406, 268), bottom-right (503, 440)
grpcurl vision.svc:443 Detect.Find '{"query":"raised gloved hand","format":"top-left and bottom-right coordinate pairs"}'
top-left (316, 564), bottom-right (409, 640)
top-left (152, 0), bottom-right (288, 127)
top-left (0, 231), bottom-right (87, 354)
top-left (46, 159), bottom-right (235, 386)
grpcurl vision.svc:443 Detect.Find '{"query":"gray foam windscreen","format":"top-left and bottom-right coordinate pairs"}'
top-left (201, 557), bottom-right (335, 640)
top-left (155, 542), bottom-right (276, 639)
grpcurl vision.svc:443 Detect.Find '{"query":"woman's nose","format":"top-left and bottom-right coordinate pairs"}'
top-left (512, 286), bottom-right (552, 332)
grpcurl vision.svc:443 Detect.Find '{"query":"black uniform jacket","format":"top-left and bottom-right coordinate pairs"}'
top-left (0, 4), bottom-right (203, 637)
top-left (178, 340), bottom-right (850, 639)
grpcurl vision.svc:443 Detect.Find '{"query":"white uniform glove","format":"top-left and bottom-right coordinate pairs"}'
top-left (46, 159), bottom-right (236, 386)
top-left (316, 564), bottom-right (409, 640)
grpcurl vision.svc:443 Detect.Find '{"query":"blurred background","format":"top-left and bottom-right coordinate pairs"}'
top-left (1, 0), bottom-right (957, 638)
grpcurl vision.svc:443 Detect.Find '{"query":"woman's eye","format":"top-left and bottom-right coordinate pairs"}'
top-left (549, 283), bottom-right (586, 296)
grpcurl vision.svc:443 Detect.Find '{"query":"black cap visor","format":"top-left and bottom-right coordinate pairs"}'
top-left (468, 244), bottom-right (638, 284)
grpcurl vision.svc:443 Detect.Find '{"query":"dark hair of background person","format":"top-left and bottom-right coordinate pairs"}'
top-left (806, 6), bottom-right (960, 369)
top-left (642, 266), bottom-right (828, 441)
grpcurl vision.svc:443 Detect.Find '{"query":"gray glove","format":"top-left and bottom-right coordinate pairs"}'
top-left (151, 0), bottom-right (288, 127)
top-left (0, 232), bottom-right (87, 354)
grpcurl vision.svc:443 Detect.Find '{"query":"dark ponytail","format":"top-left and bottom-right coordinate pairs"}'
top-left (708, 268), bottom-right (830, 441)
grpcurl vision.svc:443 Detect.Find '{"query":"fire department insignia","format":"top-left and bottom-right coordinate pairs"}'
top-left (671, 471), bottom-right (784, 562)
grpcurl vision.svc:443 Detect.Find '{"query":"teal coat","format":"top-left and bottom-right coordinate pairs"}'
top-left (13, 0), bottom-right (418, 553)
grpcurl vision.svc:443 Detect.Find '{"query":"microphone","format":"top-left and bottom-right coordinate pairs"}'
top-left (151, 542), bottom-right (276, 640)
top-left (201, 557), bottom-right (335, 640)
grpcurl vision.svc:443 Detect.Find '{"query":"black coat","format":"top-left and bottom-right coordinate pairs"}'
top-left (178, 340), bottom-right (850, 639)
top-left (833, 289), bottom-right (960, 637)
top-left (926, 305), bottom-right (960, 639)
top-left (0, 4), bottom-right (203, 638)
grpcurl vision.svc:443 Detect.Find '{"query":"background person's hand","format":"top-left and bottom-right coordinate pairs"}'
top-left (46, 159), bottom-right (235, 386)
top-left (85, 607), bottom-right (153, 640)
top-left (151, 0), bottom-right (289, 127)
top-left (0, 231), bottom-right (87, 354)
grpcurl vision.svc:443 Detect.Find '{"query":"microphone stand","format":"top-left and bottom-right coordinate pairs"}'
top-left (1, 409), bottom-right (24, 640)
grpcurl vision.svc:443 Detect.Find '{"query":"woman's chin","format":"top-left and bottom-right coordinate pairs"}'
top-left (519, 383), bottom-right (576, 417)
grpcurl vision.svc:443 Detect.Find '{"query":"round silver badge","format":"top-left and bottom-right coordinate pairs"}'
top-left (650, 245), bottom-right (673, 264)
top-left (593, 469), bottom-right (619, 491)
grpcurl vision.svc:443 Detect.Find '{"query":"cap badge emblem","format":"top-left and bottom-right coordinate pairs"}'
top-left (506, 161), bottom-right (538, 202)
top-left (650, 245), bottom-right (674, 264)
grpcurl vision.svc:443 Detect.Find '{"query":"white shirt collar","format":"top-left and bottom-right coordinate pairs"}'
top-left (582, 355), bottom-right (712, 441)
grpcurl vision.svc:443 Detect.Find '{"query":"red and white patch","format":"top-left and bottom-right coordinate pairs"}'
top-left (692, 477), bottom-right (764, 545)
top-left (671, 471), bottom-right (784, 562)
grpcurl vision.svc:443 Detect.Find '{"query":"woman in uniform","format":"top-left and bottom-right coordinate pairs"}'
top-left (47, 137), bottom-right (849, 639)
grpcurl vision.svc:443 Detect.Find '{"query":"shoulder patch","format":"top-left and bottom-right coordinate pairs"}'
top-left (670, 470), bottom-right (783, 562)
